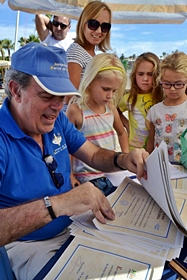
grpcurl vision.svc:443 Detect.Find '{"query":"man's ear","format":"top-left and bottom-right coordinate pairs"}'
top-left (8, 80), bottom-right (21, 100)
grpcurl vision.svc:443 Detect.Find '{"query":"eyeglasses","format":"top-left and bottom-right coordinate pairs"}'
top-left (87, 19), bottom-right (111, 33)
top-left (160, 81), bottom-right (187, 89)
top-left (52, 20), bottom-right (69, 30)
top-left (44, 155), bottom-right (64, 188)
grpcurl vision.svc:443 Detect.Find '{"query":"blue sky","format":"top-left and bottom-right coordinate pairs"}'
top-left (1, 1), bottom-right (187, 58)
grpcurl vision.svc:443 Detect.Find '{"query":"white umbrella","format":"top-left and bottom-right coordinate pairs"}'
top-left (1, 0), bottom-right (187, 24)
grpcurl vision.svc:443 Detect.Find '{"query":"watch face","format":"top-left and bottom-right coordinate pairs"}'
top-left (44, 196), bottom-right (51, 207)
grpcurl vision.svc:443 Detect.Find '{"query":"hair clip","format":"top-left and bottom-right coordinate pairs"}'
top-left (98, 66), bottom-right (125, 74)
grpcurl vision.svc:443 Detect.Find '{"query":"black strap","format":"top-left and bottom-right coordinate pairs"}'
top-left (113, 152), bottom-right (126, 170)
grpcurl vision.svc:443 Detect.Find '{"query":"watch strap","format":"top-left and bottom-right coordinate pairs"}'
top-left (113, 152), bottom-right (126, 170)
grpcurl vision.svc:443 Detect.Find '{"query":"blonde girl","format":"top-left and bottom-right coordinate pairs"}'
top-left (118, 52), bottom-right (163, 151)
top-left (66, 53), bottom-right (129, 195)
top-left (146, 51), bottom-right (187, 163)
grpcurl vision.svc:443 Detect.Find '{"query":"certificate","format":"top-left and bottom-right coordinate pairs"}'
top-left (94, 177), bottom-right (180, 246)
top-left (44, 237), bottom-right (165, 280)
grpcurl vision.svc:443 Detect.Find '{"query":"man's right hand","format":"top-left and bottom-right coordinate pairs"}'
top-left (52, 182), bottom-right (115, 224)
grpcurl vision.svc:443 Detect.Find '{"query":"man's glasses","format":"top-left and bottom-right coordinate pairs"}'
top-left (87, 19), bottom-right (111, 33)
top-left (44, 155), bottom-right (64, 188)
top-left (52, 20), bottom-right (69, 30)
top-left (160, 81), bottom-right (187, 89)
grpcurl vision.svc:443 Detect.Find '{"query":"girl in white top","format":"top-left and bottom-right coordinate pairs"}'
top-left (146, 51), bottom-right (187, 163)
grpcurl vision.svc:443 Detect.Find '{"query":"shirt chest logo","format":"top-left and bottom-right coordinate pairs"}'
top-left (52, 134), bottom-right (62, 146)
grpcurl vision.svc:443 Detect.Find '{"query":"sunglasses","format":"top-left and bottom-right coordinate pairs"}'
top-left (52, 20), bottom-right (69, 30)
top-left (44, 155), bottom-right (64, 188)
top-left (87, 19), bottom-right (111, 33)
top-left (160, 81), bottom-right (187, 90)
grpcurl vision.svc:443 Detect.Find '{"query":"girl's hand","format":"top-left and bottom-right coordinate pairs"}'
top-left (70, 173), bottom-right (81, 188)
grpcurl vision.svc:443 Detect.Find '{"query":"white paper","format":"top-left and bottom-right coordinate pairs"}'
top-left (44, 237), bottom-right (165, 280)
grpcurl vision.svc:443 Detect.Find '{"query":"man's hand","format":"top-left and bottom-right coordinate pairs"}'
top-left (52, 183), bottom-right (115, 224)
top-left (123, 148), bottom-right (149, 180)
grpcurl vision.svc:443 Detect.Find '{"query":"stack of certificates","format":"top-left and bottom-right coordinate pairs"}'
top-left (44, 141), bottom-right (187, 280)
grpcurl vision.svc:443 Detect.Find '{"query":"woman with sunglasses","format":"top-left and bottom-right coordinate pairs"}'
top-left (65, 1), bottom-right (112, 108)
top-left (146, 51), bottom-right (187, 163)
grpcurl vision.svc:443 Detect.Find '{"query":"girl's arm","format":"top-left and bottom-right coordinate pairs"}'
top-left (66, 103), bottom-right (82, 129)
top-left (145, 121), bottom-right (155, 153)
top-left (70, 154), bottom-right (81, 188)
top-left (117, 108), bottom-right (129, 134)
top-left (65, 62), bottom-right (82, 105)
top-left (66, 103), bottom-right (83, 187)
top-left (113, 106), bottom-right (129, 153)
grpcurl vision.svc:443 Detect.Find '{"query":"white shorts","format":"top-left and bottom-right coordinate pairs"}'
top-left (5, 228), bottom-right (70, 280)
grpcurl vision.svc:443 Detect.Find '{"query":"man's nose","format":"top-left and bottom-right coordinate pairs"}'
top-left (57, 25), bottom-right (62, 30)
top-left (50, 97), bottom-right (64, 108)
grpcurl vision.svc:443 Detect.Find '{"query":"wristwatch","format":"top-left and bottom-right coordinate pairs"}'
top-left (44, 196), bottom-right (56, 220)
top-left (113, 152), bottom-right (126, 170)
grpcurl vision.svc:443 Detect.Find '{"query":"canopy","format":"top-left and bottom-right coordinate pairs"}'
top-left (1, 0), bottom-right (187, 24)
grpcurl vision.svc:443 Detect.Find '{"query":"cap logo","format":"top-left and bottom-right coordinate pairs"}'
top-left (50, 63), bottom-right (68, 71)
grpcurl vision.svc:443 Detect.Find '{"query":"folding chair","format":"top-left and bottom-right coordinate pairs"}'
top-left (0, 246), bottom-right (15, 280)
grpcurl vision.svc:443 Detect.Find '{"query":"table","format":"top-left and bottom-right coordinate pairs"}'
top-left (34, 162), bottom-right (187, 279)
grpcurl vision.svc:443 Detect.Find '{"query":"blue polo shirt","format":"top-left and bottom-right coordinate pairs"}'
top-left (0, 98), bottom-right (86, 241)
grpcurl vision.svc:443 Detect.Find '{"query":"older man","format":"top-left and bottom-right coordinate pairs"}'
top-left (35, 14), bottom-right (71, 50)
top-left (0, 42), bottom-right (148, 279)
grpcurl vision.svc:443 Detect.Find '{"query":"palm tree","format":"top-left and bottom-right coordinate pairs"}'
top-left (162, 52), bottom-right (166, 58)
top-left (132, 54), bottom-right (136, 60)
top-left (120, 54), bottom-right (125, 61)
top-left (46, 14), bottom-right (52, 19)
top-left (18, 37), bottom-right (28, 47)
top-left (0, 40), bottom-right (5, 60)
top-left (26, 34), bottom-right (40, 43)
top-left (3, 39), bottom-right (14, 61)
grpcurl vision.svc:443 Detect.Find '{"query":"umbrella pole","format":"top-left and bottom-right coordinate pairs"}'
top-left (14, 11), bottom-right (20, 52)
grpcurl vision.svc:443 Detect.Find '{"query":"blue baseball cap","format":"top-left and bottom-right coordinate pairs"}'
top-left (11, 42), bottom-right (81, 97)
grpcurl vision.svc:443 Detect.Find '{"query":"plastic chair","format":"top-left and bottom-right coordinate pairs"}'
top-left (0, 246), bottom-right (15, 280)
